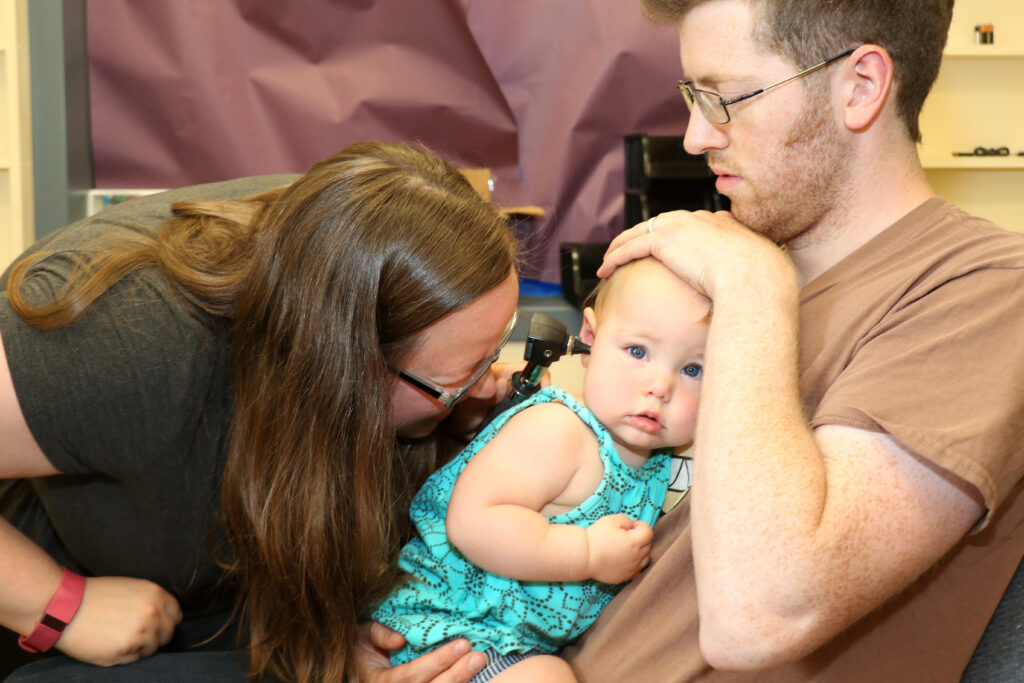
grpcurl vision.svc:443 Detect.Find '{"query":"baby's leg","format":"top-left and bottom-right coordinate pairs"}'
top-left (490, 654), bottom-right (576, 682)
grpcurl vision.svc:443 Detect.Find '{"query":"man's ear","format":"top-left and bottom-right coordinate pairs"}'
top-left (841, 44), bottom-right (894, 133)
top-left (579, 308), bottom-right (598, 368)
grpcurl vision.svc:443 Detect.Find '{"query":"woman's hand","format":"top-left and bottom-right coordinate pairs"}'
top-left (353, 621), bottom-right (486, 683)
top-left (447, 362), bottom-right (530, 437)
top-left (56, 576), bottom-right (182, 667)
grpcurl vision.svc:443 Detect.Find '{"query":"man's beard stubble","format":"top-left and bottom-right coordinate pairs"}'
top-left (713, 96), bottom-right (853, 246)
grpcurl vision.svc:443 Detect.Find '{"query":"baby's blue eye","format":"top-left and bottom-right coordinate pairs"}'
top-left (683, 363), bottom-right (703, 378)
top-left (627, 345), bottom-right (647, 360)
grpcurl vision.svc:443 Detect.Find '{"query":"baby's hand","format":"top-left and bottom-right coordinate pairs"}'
top-left (584, 514), bottom-right (653, 584)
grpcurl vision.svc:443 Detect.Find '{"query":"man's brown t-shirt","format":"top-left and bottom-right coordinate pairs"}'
top-left (564, 198), bottom-right (1024, 682)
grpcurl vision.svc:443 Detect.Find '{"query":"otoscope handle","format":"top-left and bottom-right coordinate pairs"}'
top-left (494, 363), bottom-right (547, 414)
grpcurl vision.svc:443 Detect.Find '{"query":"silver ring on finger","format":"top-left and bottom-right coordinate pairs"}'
top-left (648, 216), bottom-right (657, 234)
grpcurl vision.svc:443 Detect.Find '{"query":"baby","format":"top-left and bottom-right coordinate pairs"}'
top-left (370, 257), bottom-right (710, 681)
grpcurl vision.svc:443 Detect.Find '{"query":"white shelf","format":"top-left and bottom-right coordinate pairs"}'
top-left (944, 47), bottom-right (1024, 58)
top-left (0, 0), bottom-right (33, 271)
top-left (921, 157), bottom-right (1024, 170)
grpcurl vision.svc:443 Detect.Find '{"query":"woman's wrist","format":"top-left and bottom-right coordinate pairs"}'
top-left (18, 567), bottom-right (86, 653)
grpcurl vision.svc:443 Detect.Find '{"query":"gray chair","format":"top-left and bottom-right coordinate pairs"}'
top-left (960, 556), bottom-right (1024, 682)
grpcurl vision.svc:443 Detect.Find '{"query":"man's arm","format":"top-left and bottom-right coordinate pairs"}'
top-left (691, 286), bottom-right (984, 669)
top-left (599, 212), bottom-right (985, 670)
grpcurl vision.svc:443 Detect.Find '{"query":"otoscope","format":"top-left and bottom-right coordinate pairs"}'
top-left (496, 312), bottom-right (590, 412)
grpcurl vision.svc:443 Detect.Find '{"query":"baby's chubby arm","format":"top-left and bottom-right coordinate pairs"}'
top-left (446, 403), bottom-right (652, 585)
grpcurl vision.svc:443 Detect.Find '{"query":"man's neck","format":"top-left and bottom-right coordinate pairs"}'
top-left (786, 143), bottom-right (934, 285)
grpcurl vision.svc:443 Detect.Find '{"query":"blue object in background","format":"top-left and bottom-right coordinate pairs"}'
top-left (518, 279), bottom-right (563, 298)
top-left (512, 280), bottom-right (582, 342)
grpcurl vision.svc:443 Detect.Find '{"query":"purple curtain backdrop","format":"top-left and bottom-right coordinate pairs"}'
top-left (87, 0), bottom-right (688, 282)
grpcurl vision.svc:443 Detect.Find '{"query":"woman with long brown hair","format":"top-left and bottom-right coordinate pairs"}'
top-left (0, 141), bottom-right (519, 681)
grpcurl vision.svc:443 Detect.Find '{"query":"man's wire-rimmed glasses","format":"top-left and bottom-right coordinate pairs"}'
top-left (392, 308), bottom-right (519, 408)
top-left (677, 48), bottom-right (856, 124)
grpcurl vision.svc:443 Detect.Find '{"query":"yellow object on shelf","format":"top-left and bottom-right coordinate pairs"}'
top-left (459, 168), bottom-right (545, 220)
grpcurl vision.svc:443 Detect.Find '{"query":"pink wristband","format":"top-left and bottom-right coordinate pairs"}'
top-left (18, 568), bottom-right (86, 654)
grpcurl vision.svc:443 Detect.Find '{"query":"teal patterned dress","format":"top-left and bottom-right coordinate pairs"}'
top-left (370, 386), bottom-right (671, 665)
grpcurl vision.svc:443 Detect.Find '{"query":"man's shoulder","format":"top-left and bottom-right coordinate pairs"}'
top-left (895, 197), bottom-right (1024, 269)
top-left (921, 197), bottom-right (1018, 237)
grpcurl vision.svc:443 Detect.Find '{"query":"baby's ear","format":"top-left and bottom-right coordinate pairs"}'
top-left (579, 308), bottom-right (598, 367)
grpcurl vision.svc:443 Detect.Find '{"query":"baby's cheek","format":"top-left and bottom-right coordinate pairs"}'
top-left (673, 394), bottom-right (701, 434)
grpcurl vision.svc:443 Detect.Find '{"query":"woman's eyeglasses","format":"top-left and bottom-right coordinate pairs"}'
top-left (392, 308), bottom-right (519, 408)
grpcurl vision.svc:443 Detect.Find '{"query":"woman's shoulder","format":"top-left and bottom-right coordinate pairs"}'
top-left (2, 174), bottom-right (300, 292)
top-left (28, 174), bottom-right (299, 253)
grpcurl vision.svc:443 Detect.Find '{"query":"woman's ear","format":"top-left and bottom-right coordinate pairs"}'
top-left (579, 308), bottom-right (598, 368)
top-left (841, 44), bottom-right (894, 133)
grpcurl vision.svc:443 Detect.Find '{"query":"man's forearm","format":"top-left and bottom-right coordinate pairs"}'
top-left (689, 269), bottom-right (831, 666)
